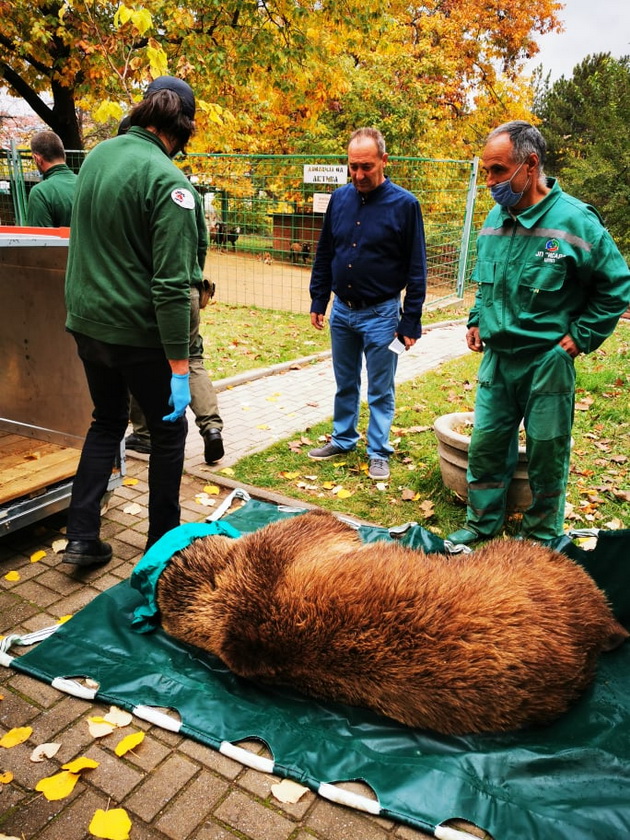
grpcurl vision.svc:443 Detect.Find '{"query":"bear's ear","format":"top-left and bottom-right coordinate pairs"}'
top-left (602, 621), bottom-right (629, 651)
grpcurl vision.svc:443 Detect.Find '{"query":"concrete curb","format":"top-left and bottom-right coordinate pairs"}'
top-left (213, 350), bottom-right (331, 392)
top-left (211, 317), bottom-right (467, 392)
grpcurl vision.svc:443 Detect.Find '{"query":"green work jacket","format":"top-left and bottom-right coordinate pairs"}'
top-left (65, 127), bottom-right (198, 360)
top-left (26, 164), bottom-right (77, 227)
top-left (468, 178), bottom-right (630, 355)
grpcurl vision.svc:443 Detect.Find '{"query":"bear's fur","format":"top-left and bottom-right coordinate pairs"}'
top-left (156, 510), bottom-right (628, 735)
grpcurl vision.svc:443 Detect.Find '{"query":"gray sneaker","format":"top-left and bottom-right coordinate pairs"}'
top-left (368, 458), bottom-right (390, 480)
top-left (308, 442), bottom-right (345, 460)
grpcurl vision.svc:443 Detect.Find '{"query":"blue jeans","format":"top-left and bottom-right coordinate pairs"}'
top-left (328, 296), bottom-right (400, 459)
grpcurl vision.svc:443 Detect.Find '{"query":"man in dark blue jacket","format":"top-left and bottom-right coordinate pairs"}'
top-left (309, 127), bottom-right (427, 480)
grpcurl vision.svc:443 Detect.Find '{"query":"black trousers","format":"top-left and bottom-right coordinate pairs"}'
top-left (67, 333), bottom-right (187, 549)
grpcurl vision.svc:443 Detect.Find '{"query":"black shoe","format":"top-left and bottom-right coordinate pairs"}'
top-left (125, 433), bottom-right (151, 454)
top-left (204, 428), bottom-right (224, 464)
top-left (62, 539), bottom-right (113, 567)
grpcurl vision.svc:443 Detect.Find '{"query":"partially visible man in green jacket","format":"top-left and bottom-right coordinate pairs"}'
top-left (27, 131), bottom-right (77, 227)
top-left (448, 120), bottom-right (630, 547)
top-left (63, 76), bottom-right (198, 566)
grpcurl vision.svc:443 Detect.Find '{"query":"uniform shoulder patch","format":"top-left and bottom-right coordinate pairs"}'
top-left (170, 187), bottom-right (195, 209)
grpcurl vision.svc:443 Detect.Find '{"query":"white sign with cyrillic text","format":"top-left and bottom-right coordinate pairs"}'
top-left (303, 165), bottom-right (347, 185)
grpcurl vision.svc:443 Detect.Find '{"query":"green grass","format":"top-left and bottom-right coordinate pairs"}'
top-left (228, 325), bottom-right (630, 537)
top-left (199, 302), bottom-right (331, 380)
top-left (199, 299), bottom-right (471, 381)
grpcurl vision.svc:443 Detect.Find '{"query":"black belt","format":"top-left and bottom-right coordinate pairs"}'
top-left (337, 294), bottom-right (395, 310)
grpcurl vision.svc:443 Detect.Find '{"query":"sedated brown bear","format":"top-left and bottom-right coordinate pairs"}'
top-left (156, 510), bottom-right (628, 735)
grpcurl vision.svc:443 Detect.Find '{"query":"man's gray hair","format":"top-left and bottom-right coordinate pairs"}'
top-left (349, 127), bottom-right (386, 157)
top-left (487, 120), bottom-right (546, 175)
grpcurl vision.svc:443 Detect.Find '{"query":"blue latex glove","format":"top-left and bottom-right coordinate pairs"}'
top-left (162, 373), bottom-right (191, 422)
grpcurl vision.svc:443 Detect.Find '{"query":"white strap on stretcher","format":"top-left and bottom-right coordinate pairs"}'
top-left (0, 624), bottom-right (61, 667)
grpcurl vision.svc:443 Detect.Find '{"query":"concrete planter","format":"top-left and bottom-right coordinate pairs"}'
top-left (433, 411), bottom-right (532, 512)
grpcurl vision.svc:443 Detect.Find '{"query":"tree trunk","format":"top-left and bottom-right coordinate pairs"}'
top-left (48, 80), bottom-right (83, 150)
top-left (0, 64), bottom-right (83, 150)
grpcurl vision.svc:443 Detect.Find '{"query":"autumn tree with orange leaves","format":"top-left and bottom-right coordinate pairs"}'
top-left (0, 0), bottom-right (562, 153)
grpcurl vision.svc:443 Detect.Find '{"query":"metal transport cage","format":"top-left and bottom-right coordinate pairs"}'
top-left (0, 226), bottom-right (124, 534)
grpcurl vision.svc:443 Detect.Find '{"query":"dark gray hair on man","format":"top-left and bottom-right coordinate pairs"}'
top-left (487, 120), bottom-right (546, 176)
top-left (349, 127), bottom-right (387, 157)
top-left (30, 131), bottom-right (66, 163)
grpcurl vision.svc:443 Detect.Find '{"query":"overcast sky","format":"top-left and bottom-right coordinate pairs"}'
top-left (523, 0), bottom-right (630, 80)
top-left (1, 0), bottom-right (629, 118)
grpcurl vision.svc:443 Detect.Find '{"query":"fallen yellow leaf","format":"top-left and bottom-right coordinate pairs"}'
top-left (279, 471), bottom-right (300, 480)
top-left (3, 571), bottom-right (20, 582)
top-left (57, 615), bottom-right (73, 624)
top-left (122, 478), bottom-right (138, 486)
top-left (62, 757), bottom-right (99, 773)
top-left (0, 726), bottom-right (33, 748)
top-left (256, 424), bottom-right (270, 430)
top-left (35, 770), bottom-right (80, 801)
top-left (114, 731), bottom-right (145, 756)
top-left (104, 707), bottom-right (133, 728)
top-left (0, 771), bottom-right (13, 784)
top-left (335, 488), bottom-right (353, 499)
top-left (89, 807), bottom-right (132, 840)
top-left (203, 484), bottom-right (220, 495)
top-left (30, 550), bottom-right (46, 563)
top-left (88, 718), bottom-right (116, 738)
top-left (219, 467), bottom-right (235, 476)
top-left (322, 481), bottom-right (335, 490)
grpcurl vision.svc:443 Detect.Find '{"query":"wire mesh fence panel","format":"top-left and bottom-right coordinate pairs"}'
top-left (0, 148), bottom-right (23, 225)
top-left (0, 148), bottom-right (85, 226)
top-left (0, 153), bottom-right (12, 225)
top-left (185, 153), bottom-right (482, 313)
top-left (3, 148), bottom-right (490, 312)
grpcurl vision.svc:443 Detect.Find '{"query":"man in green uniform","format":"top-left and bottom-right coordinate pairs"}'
top-left (117, 120), bottom-right (225, 465)
top-left (448, 120), bottom-right (630, 546)
top-left (63, 77), bottom-right (198, 566)
top-left (27, 131), bottom-right (77, 227)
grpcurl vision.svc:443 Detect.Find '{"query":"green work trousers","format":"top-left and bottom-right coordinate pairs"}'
top-left (466, 344), bottom-right (575, 541)
top-left (130, 286), bottom-right (222, 440)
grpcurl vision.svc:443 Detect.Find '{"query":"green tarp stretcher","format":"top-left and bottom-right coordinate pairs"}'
top-left (2, 497), bottom-right (629, 840)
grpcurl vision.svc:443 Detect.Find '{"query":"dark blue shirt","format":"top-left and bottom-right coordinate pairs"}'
top-left (309, 177), bottom-right (427, 338)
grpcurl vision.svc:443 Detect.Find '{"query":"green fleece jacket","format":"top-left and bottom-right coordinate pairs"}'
top-left (27, 163), bottom-right (77, 227)
top-left (468, 178), bottom-right (630, 355)
top-left (65, 127), bottom-right (198, 360)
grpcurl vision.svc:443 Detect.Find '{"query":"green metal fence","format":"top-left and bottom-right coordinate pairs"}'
top-left (1, 147), bottom-right (491, 313)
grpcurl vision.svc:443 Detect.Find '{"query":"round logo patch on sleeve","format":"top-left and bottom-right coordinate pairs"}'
top-left (170, 187), bottom-right (195, 209)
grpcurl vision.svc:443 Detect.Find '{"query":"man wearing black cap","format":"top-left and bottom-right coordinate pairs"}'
top-left (63, 76), bottom-right (199, 566)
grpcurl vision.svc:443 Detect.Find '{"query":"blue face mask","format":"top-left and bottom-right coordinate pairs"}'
top-left (490, 162), bottom-right (529, 208)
